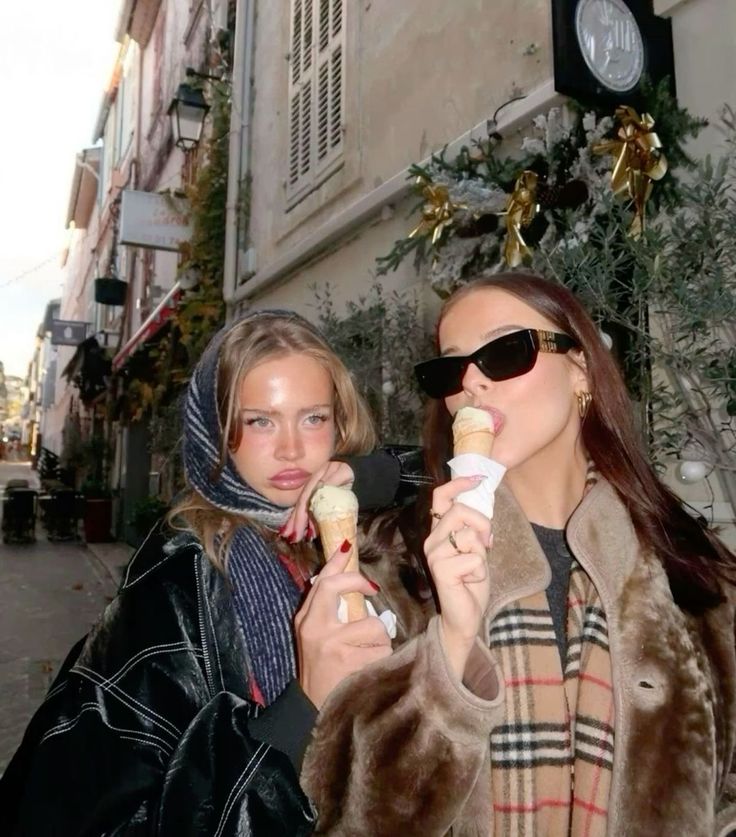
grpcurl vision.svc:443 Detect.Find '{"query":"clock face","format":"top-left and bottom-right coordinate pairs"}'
top-left (575, 0), bottom-right (645, 92)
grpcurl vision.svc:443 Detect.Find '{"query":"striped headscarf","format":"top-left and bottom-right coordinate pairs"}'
top-left (183, 310), bottom-right (321, 705)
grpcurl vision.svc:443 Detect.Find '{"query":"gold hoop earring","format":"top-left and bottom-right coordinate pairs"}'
top-left (576, 390), bottom-right (592, 419)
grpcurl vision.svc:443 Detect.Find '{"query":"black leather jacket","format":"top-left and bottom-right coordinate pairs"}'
top-left (0, 446), bottom-right (429, 836)
top-left (0, 531), bottom-right (317, 836)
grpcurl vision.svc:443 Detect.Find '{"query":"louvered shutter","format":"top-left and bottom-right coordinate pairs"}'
top-left (287, 0), bottom-right (313, 198)
top-left (287, 0), bottom-right (345, 202)
top-left (314, 0), bottom-right (344, 175)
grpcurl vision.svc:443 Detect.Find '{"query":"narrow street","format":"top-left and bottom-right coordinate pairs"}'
top-left (0, 462), bottom-right (121, 773)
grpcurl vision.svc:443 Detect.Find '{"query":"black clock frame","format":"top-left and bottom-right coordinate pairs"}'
top-left (551, 0), bottom-right (676, 107)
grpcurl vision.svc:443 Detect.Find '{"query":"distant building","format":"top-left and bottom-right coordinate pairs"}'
top-left (23, 299), bottom-right (61, 460)
top-left (0, 361), bottom-right (7, 420)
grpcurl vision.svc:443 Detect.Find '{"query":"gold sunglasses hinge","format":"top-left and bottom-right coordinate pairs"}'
top-left (537, 330), bottom-right (558, 353)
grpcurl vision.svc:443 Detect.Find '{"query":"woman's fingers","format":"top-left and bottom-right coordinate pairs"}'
top-left (428, 536), bottom-right (489, 588)
top-left (311, 570), bottom-right (380, 618)
top-left (428, 524), bottom-right (487, 562)
top-left (297, 564), bottom-right (379, 629)
top-left (425, 503), bottom-right (492, 557)
top-left (296, 586), bottom-right (392, 708)
top-left (294, 545), bottom-right (353, 625)
top-left (429, 475), bottom-right (485, 527)
top-left (431, 550), bottom-right (488, 586)
top-left (423, 482), bottom-right (495, 679)
top-left (338, 616), bottom-right (393, 648)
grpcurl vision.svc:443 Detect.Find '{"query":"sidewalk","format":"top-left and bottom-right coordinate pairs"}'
top-left (0, 459), bottom-right (140, 773)
top-left (0, 536), bottom-right (135, 775)
top-left (85, 540), bottom-right (136, 589)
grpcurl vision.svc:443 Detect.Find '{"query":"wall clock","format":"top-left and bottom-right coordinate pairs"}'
top-left (552, 0), bottom-right (675, 105)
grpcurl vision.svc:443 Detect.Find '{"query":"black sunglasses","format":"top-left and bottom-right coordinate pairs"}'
top-left (414, 328), bottom-right (579, 399)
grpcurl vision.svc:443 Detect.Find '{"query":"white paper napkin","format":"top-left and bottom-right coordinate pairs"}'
top-left (337, 597), bottom-right (397, 638)
top-left (447, 453), bottom-right (507, 520)
top-left (308, 574), bottom-right (398, 639)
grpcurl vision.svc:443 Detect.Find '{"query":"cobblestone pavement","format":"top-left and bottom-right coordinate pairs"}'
top-left (0, 462), bottom-right (130, 775)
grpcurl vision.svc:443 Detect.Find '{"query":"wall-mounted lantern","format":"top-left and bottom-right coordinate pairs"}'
top-left (167, 83), bottom-right (210, 151)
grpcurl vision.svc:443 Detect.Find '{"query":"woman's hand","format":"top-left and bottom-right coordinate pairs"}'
top-left (295, 544), bottom-right (391, 709)
top-left (424, 477), bottom-right (492, 679)
top-left (281, 461), bottom-right (355, 543)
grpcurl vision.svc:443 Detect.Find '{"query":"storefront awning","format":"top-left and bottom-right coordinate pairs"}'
top-left (112, 283), bottom-right (181, 372)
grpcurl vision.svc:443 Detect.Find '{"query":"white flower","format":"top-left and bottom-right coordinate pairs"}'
top-left (521, 137), bottom-right (546, 156)
top-left (582, 112), bottom-right (597, 133)
top-left (573, 220), bottom-right (591, 244)
top-left (544, 108), bottom-right (569, 148)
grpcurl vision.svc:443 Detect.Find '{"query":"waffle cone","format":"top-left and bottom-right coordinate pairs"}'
top-left (453, 428), bottom-right (495, 457)
top-left (314, 513), bottom-right (366, 621)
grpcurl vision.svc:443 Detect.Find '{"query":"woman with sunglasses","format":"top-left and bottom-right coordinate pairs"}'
top-left (0, 310), bottom-right (430, 837)
top-left (301, 272), bottom-right (736, 836)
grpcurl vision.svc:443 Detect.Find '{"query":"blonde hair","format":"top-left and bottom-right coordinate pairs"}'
top-left (170, 312), bottom-right (377, 571)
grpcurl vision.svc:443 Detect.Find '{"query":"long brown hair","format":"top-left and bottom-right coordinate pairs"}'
top-left (423, 271), bottom-right (733, 614)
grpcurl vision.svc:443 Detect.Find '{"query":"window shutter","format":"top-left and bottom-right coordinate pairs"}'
top-left (288, 0), bottom-right (315, 198)
top-left (315, 0), bottom-right (344, 174)
top-left (287, 0), bottom-right (345, 202)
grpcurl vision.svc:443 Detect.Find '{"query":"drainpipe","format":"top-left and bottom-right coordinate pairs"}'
top-left (222, 0), bottom-right (255, 318)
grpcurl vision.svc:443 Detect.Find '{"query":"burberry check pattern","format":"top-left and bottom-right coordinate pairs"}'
top-left (489, 560), bottom-right (614, 836)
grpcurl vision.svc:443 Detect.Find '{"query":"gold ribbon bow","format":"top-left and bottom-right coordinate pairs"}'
top-left (594, 106), bottom-right (668, 238)
top-left (408, 176), bottom-right (463, 246)
top-left (501, 170), bottom-right (539, 267)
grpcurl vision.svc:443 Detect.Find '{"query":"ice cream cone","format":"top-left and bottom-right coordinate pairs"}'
top-left (452, 406), bottom-right (496, 457)
top-left (309, 485), bottom-right (366, 621)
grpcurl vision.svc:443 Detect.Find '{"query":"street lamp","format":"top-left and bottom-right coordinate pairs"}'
top-left (168, 83), bottom-right (210, 151)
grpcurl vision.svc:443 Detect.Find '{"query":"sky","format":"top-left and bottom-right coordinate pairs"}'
top-left (0, 1), bottom-right (121, 378)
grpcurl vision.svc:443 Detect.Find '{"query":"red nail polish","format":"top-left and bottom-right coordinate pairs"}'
top-left (306, 523), bottom-right (316, 539)
top-left (340, 539), bottom-right (351, 553)
top-left (278, 524), bottom-right (287, 535)
top-left (288, 533), bottom-right (298, 544)
top-left (368, 580), bottom-right (380, 591)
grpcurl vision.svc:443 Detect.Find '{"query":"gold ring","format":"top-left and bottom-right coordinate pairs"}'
top-left (448, 530), bottom-right (459, 551)
top-left (430, 509), bottom-right (442, 520)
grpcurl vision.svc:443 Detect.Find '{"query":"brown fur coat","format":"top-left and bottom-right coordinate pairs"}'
top-left (302, 480), bottom-right (736, 836)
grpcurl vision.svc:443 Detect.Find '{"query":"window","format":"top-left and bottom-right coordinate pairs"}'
top-left (287, 0), bottom-right (345, 204)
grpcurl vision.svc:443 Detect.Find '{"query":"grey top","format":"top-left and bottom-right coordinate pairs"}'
top-left (531, 523), bottom-right (573, 665)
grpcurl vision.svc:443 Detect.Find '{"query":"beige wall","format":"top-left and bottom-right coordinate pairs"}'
top-left (248, 0), bottom-right (552, 270)
top-left (659, 0), bottom-right (736, 159)
top-left (241, 189), bottom-right (427, 312)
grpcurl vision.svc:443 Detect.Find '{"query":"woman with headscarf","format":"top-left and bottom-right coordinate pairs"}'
top-left (0, 310), bottom-right (429, 836)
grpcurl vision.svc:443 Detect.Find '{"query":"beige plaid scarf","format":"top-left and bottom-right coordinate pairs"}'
top-left (488, 559), bottom-right (614, 836)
